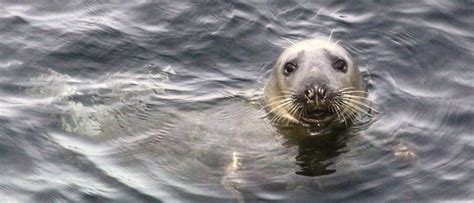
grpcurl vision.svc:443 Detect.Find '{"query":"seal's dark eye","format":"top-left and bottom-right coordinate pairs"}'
top-left (283, 62), bottom-right (297, 76)
top-left (332, 59), bottom-right (347, 73)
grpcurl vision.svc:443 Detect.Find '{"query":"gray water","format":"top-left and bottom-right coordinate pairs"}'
top-left (1, 1), bottom-right (473, 202)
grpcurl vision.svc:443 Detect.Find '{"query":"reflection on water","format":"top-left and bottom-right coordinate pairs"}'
top-left (0, 1), bottom-right (474, 202)
top-left (278, 126), bottom-right (353, 177)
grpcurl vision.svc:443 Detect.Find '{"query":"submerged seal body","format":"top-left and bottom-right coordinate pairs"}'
top-left (264, 38), bottom-right (371, 127)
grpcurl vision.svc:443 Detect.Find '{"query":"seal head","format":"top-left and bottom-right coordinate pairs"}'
top-left (264, 38), bottom-right (370, 127)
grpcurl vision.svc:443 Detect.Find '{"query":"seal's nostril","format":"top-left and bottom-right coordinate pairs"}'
top-left (304, 88), bottom-right (315, 100)
top-left (317, 85), bottom-right (327, 99)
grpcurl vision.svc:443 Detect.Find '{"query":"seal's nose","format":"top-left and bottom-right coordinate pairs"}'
top-left (304, 84), bottom-right (328, 102)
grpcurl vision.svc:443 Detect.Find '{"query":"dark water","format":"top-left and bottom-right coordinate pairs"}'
top-left (1, 1), bottom-right (473, 202)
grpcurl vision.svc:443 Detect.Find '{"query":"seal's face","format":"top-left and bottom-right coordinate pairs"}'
top-left (264, 39), bottom-right (370, 126)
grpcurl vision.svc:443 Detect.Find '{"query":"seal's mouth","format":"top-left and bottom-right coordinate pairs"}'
top-left (299, 106), bottom-right (335, 124)
top-left (306, 108), bottom-right (331, 118)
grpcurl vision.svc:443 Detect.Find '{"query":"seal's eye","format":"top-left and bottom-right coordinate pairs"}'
top-left (283, 62), bottom-right (297, 76)
top-left (332, 59), bottom-right (347, 73)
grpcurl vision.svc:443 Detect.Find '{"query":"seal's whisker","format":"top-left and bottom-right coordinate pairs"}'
top-left (337, 96), bottom-right (361, 121)
top-left (341, 97), bottom-right (379, 114)
top-left (336, 100), bottom-right (358, 124)
top-left (339, 99), bottom-right (367, 116)
top-left (271, 113), bottom-right (280, 123)
top-left (339, 101), bottom-right (353, 126)
top-left (275, 96), bottom-right (302, 125)
top-left (270, 92), bottom-right (295, 98)
top-left (338, 87), bottom-right (358, 92)
top-left (285, 103), bottom-right (298, 125)
top-left (267, 96), bottom-right (289, 103)
top-left (339, 86), bottom-right (358, 91)
top-left (288, 102), bottom-right (301, 120)
top-left (266, 95), bottom-right (290, 102)
top-left (341, 92), bottom-right (369, 97)
top-left (340, 90), bottom-right (369, 95)
top-left (271, 113), bottom-right (282, 123)
top-left (280, 91), bottom-right (297, 97)
top-left (277, 91), bottom-right (295, 95)
top-left (273, 105), bottom-right (298, 124)
top-left (290, 103), bottom-right (299, 114)
top-left (263, 100), bottom-right (293, 116)
top-left (261, 98), bottom-right (291, 109)
top-left (286, 104), bottom-right (296, 118)
top-left (341, 88), bottom-right (365, 91)
top-left (294, 103), bottom-right (303, 116)
top-left (333, 99), bottom-right (348, 126)
top-left (340, 98), bottom-right (372, 117)
top-left (261, 101), bottom-right (286, 112)
top-left (340, 96), bottom-right (379, 113)
top-left (273, 91), bottom-right (294, 96)
top-left (270, 110), bottom-right (284, 122)
top-left (340, 95), bottom-right (374, 105)
top-left (273, 94), bottom-right (291, 97)
top-left (346, 103), bottom-right (360, 122)
top-left (341, 94), bottom-right (370, 99)
top-left (270, 106), bottom-right (289, 123)
top-left (329, 103), bottom-right (341, 122)
top-left (268, 99), bottom-right (293, 112)
top-left (334, 103), bottom-right (344, 122)
top-left (265, 91), bottom-right (297, 101)
top-left (269, 99), bottom-right (293, 113)
top-left (297, 104), bottom-right (304, 121)
top-left (285, 88), bottom-right (299, 96)
top-left (347, 111), bottom-right (359, 123)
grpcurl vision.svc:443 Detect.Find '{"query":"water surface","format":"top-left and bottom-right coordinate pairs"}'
top-left (0, 1), bottom-right (473, 202)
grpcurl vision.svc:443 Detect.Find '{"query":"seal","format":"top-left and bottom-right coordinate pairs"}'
top-left (264, 37), bottom-right (373, 127)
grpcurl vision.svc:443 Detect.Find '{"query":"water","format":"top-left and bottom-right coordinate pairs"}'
top-left (1, 1), bottom-right (473, 202)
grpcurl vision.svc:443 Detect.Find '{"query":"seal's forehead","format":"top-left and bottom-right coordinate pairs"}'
top-left (280, 48), bottom-right (305, 61)
top-left (285, 39), bottom-right (349, 57)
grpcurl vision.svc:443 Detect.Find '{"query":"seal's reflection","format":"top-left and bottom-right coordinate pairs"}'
top-left (277, 125), bottom-right (352, 177)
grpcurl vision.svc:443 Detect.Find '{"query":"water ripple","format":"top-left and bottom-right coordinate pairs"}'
top-left (0, 1), bottom-right (473, 201)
